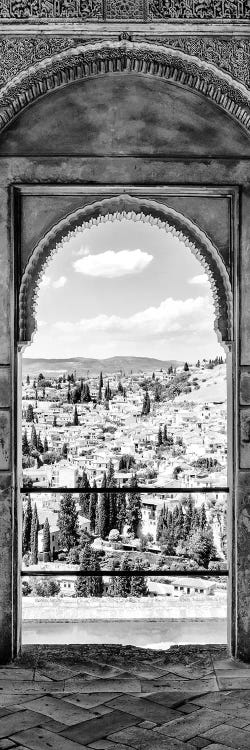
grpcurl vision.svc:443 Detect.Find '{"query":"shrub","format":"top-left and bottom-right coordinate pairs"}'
top-left (32, 577), bottom-right (61, 597)
top-left (22, 580), bottom-right (32, 596)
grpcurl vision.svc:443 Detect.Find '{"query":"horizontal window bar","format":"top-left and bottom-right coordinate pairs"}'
top-left (20, 486), bottom-right (229, 494)
top-left (21, 569), bottom-right (228, 577)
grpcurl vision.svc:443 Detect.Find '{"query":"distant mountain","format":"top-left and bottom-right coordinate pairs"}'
top-left (22, 356), bottom-right (182, 377)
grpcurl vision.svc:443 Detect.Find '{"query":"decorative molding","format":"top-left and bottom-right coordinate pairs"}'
top-left (0, 40), bottom-right (250, 132)
top-left (0, 36), bottom-right (249, 91)
top-left (18, 194), bottom-right (232, 350)
top-left (0, 0), bottom-right (249, 22)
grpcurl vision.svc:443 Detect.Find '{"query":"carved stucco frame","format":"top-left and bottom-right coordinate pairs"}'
top-left (18, 193), bottom-right (233, 350)
top-left (0, 39), bottom-right (250, 133)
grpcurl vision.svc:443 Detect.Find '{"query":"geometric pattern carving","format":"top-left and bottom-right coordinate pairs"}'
top-left (18, 194), bottom-right (233, 350)
top-left (0, 37), bottom-right (250, 91)
top-left (0, 41), bottom-right (250, 133)
top-left (0, 0), bottom-right (249, 20)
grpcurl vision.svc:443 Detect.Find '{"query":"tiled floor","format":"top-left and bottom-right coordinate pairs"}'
top-left (0, 644), bottom-right (250, 749)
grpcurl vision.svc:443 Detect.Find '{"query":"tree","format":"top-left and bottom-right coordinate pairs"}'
top-left (37, 432), bottom-right (44, 453)
top-left (53, 415), bottom-right (57, 427)
top-left (157, 426), bottom-right (163, 446)
top-left (154, 384), bottom-right (161, 402)
top-left (183, 496), bottom-right (194, 539)
top-left (183, 362), bottom-right (189, 372)
top-left (126, 476), bottom-right (142, 538)
top-left (105, 381), bottom-right (112, 401)
top-left (62, 442), bottom-right (68, 459)
top-left (30, 424), bottom-right (37, 451)
top-left (130, 558), bottom-right (148, 596)
top-left (108, 478), bottom-right (117, 532)
top-left (199, 503), bottom-right (207, 531)
top-left (30, 503), bottom-right (39, 565)
top-left (117, 491), bottom-right (127, 534)
top-left (89, 549), bottom-right (103, 597)
top-left (73, 406), bottom-right (79, 426)
top-left (141, 389), bottom-right (150, 416)
top-left (26, 403), bottom-right (34, 423)
top-left (22, 495), bottom-right (32, 554)
top-left (22, 429), bottom-right (30, 456)
top-left (26, 374), bottom-right (30, 385)
top-left (32, 577), bottom-right (60, 597)
top-left (96, 473), bottom-right (109, 539)
top-left (78, 472), bottom-right (91, 517)
top-left (38, 373), bottom-right (44, 382)
top-left (89, 481), bottom-right (98, 533)
top-left (119, 454), bottom-right (135, 471)
top-left (163, 424), bottom-right (168, 443)
top-left (82, 383), bottom-right (91, 402)
top-left (117, 555), bottom-right (132, 597)
top-left (43, 517), bottom-right (51, 554)
top-left (58, 493), bottom-right (79, 552)
top-left (75, 542), bottom-right (92, 597)
top-left (188, 528), bottom-right (216, 569)
top-left (44, 435), bottom-right (48, 452)
top-left (98, 371), bottom-right (103, 401)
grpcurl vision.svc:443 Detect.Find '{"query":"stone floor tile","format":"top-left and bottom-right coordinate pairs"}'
top-left (138, 720), bottom-right (157, 728)
top-left (66, 662), bottom-right (123, 679)
top-left (94, 706), bottom-right (113, 716)
top-left (89, 742), bottom-right (132, 750)
top-left (143, 691), bottom-right (196, 708)
top-left (0, 695), bottom-right (45, 708)
top-left (0, 670), bottom-right (34, 682)
top-left (21, 697), bottom-right (96, 725)
top-left (105, 695), bottom-right (182, 724)
top-left (190, 739), bottom-right (213, 748)
top-left (0, 710), bottom-right (52, 738)
top-left (212, 659), bottom-right (250, 671)
top-left (156, 708), bottom-right (229, 741)
top-left (164, 665), bottom-right (213, 680)
top-left (0, 741), bottom-right (16, 749)
top-left (202, 724), bottom-right (250, 749)
top-left (33, 672), bottom-right (54, 683)
top-left (61, 709), bottom-right (141, 744)
top-left (127, 666), bottom-right (170, 680)
top-left (0, 711), bottom-right (11, 720)
top-left (179, 704), bottom-right (201, 715)
top-left (39, 719), bottom-right (67, 733)
top-left (206, 746), bottom-right (238, 750)
top-left (217, 675), bottom-right (250, 690)
top-left (152, 676), bottom-right (218, 694)
top-left (0, 681), bottom-right (65, 694)
top-left (63, 692), bottom-right (121, 709)
top-left (227, 717), bottom-right (250, 728)
top-left (63, 678), bottom-right (141, 694)
top-left (10, 727), bottom-right (89, 750)
top-left (34, 664), bottom-right (75, 681)
top-left (107, 726), bottom-right (196, 749)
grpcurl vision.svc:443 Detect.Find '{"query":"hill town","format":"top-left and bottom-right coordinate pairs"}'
top-left (21, 356), bottom-right (227, 602)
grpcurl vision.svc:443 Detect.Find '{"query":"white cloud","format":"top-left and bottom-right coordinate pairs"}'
top-left (73, 249), bottom-right (153, 278)
top-left (73, 245), bottom-right (91, 258)
top-left (54, 296), bottom-right (213, 338)
top-left (37, 320), bottom-right (47, 328)
top-left (189, 274), bottom-right (209, 286)
top-left (52, 276), bottom-right (67, 289)
top-left (39, 275), bottom-right (51, 288)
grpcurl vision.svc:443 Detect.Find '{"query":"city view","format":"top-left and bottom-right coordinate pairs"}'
top-left (21, 219), bottom-right (228, 647)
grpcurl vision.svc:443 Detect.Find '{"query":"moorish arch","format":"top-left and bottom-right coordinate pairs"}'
top-left (18, 194), bottom-right (233, 351)
top-left (0, 39), bottom-right (249, 133)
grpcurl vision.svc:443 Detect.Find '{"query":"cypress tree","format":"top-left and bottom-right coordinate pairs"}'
top-left (163, 424), bottom-right (168, 443)
top-left (130, 558), bottom-right (148, 597)
top-left (75, 542), bottom-right (92, 596)
top-left (141, 389), bottom-right (150, 416)
top-left (117, 555), bottom-right (132, 597)
top-left (37, 432), bottom-right (44, 453)
top-left (78, 472), bottom-right (91, 517)
top-left (44, 435), bottom-right (48, 452)
top-left (26, 375), bottom-right (30, 385)
top-left (89, 550), bottom-right (103, 597)
top-left (183, 496), bottom-right (194, 539)
top-left (108, 479), bottom-right (117, 532)
top-left (126, 475), bottom-right (142, 538)
top-left (53, 415), bottom-right (57, 427)
top-left (199, 503), bottom-right (207, 531)
top-left (98, 371), bottom-right (103, 401)
top-left (96, 472), bottom-right (109, 539)
top-left (30, 503), bottom-right (39, 564)
top-left (73, 406), bottom-right (79, 426)
top-left (22, 495), bottom-right (32, 554)
top-left (58, 493), bottom-right (79, 552)
top-left (89, 481), bottom-right (98, 533)
top-left (26, 403), bottom-right (34, 422)
top-left (22, 429), bottom-right (30, 456)
top-left (62, 442), bottom-right (68, 459)
top-left (104, 381), bottom-right (112, 401)
top-left (157, 426), bottom-right (163, 446)
top-left (30, 424), bottom-right (37, 450)
top-left (43, 517), bottom-right (51, 553)
top-left (116, 491), bottom-right (126, 535)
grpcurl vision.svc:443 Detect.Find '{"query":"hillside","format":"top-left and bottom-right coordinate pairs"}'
top-left (22, 356), bottom-right (182, 377)
top-left (174, 363), bottom-right (227, 404)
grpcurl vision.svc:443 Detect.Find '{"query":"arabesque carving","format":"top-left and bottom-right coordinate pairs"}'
top-left (19, 195), bottom-right (232, 350)
top-left (0, 37), bottom-right (249, 91)
top-left (0, 0), bottom-right (249, 21)
top-left (0, 41), bottom-right (250, 133)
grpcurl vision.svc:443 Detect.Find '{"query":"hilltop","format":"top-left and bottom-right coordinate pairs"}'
top-left (22, 356), bottom-right (182, 377)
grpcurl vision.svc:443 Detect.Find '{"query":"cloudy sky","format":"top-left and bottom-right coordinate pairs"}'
top-left (26, 219), bottom-right (223, 362)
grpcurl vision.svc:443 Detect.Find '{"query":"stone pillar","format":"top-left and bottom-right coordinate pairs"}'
top-left (234, 188), bottom-right (250, 660)
top-left (0, 187), bottom-right (21, 662)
